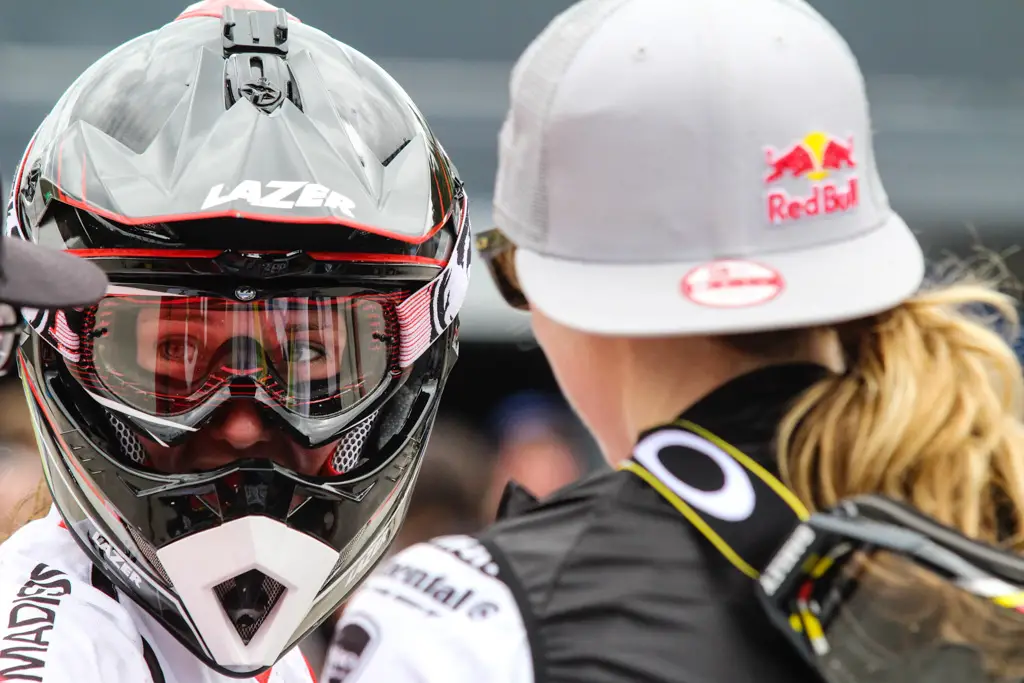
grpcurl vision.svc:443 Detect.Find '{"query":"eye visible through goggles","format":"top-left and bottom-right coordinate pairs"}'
top-left (475, 227), bottom-right (528, 311)
top-left (759, 495), bottom-right (1024, 683)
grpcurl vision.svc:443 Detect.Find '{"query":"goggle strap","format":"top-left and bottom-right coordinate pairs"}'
top-left (617, 418), bottom-right (808, 579)
top-left (395, 191), bottom-right (471, 368)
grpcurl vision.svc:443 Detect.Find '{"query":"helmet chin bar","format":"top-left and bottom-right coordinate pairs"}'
top-left (157, 516), bottom-right (337, 670)
top-left (33, 388), bottom-right (417, 676)
top-left (20, 340), bottom-right (438, 676)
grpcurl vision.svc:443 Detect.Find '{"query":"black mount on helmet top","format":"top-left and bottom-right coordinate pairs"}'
top-left (223, 8), bottom-right (294, 115)
top-left (222, 6), bottom-right (290, 55)
top-left (15, 3), bottom-right (458, 242)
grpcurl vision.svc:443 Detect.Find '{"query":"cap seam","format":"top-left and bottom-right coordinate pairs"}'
top-left (515, 212), bottom-right (897, 267)
top-left (539, 0), bottom-right (642, 248)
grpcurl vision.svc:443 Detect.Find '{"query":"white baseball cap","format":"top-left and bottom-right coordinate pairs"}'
top-left (492, 0), bottom-right (924, 336)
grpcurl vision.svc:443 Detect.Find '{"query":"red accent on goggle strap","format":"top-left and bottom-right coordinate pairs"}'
top-left (394, 191), bottom-right (471, 368)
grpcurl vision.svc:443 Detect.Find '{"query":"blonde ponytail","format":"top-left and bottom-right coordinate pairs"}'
top-left (777, 283), bottom-right (1024, 548)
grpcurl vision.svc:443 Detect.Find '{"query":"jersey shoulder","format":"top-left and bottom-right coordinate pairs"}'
top-left (323, 539), bottom-right (531, 683)
top-left (320, 472), bottom-right (643, 683)
top-left (482, 469), bottom-right (811, 683)
top-left (0, 509), bottom-right (153, 682)
top-left (481, 468), bottom-right (696, 600)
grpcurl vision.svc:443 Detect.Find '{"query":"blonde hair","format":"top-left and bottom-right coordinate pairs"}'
top-left (774, 283), bottom-right (1024, 547)
top-left (730, 278), bottom-right (1024, 543)
top-left (729, 278), bottom-right (1024, 676)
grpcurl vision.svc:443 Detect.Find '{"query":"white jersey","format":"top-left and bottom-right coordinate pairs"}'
top-left (321, 538), bottom-right (532, 683)
top-left (0, 507), bottom-right (317, 683)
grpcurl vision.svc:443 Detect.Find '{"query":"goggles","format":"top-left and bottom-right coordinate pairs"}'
top-left (759, 495), bottom-right (1024, 683)
top-left (61, 289), bottom-right (396, 449)
top-left (475, 227), bottom-right (527, 311)
top-left (40, 194), bottom-right (472, 453)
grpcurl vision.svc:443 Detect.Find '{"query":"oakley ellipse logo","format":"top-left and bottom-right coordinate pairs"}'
top-left (201, 180), bottom-right (357, 217)
top-left (633, 429), bottom-right (756, 522)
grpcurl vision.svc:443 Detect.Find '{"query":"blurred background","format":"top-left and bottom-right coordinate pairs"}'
top-left (3, 0), bottom-right (1024, 672)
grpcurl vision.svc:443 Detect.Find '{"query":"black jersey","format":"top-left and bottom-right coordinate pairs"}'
top-left (323, 364), bottom-right (827, 683)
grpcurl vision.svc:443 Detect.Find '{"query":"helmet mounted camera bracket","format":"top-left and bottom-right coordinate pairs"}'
top-left (222, 7), bottom-right (293, 114)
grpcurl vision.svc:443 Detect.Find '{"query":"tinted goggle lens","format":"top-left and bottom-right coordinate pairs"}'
top-left (70, 293), bottom-right (394, 424)
top-left (475, 228), bottom-right (528, 311)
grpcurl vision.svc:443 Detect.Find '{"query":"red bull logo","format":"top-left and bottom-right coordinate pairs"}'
top-left (763, 131), bottom-right (858, 224)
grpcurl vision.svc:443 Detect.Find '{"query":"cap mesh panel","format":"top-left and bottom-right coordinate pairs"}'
top-left (492, 0), bottom-right (633, 249)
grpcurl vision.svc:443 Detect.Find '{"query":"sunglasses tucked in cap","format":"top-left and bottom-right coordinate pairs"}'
top-left (476, 228), bottom-right (528, 311)
top-left (491, 0), bottom-right (923, 337)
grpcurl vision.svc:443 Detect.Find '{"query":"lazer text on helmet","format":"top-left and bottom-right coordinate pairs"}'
top-left (201, 180), bottom-right (357, 216)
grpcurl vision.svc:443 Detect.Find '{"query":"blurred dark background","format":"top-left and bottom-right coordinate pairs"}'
top-left (2, 0), bottom-right (1024, 671)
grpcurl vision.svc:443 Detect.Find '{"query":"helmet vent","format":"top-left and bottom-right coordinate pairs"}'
top-left (221, 7), bottom-right (296, 115)
top-left (125, 524), bottom-right (174, 586)
top-left (327, 410), bottom-right (380, 475)
top-left (213, 569), bottom-right (286, 645)
top-left (106, 412), bottom-right (147, 466)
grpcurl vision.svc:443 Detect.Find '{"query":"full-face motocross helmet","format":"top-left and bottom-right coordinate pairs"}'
top-left (7, 0), bottom-right (470, 676)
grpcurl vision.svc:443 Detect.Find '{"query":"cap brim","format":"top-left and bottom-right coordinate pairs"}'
top-left (0, 239), bottom-right (109, 308)
top-left (515, 212), bottom-right (924, 337)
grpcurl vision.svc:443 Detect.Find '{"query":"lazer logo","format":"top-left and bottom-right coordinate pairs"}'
top-left (89, 530), bottom-right (144, 590)
top-left (201, 180), bottom-right (357, 217)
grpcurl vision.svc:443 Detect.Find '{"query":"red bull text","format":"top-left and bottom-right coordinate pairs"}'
top-left (763, 131), bottom-right (858, 225)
